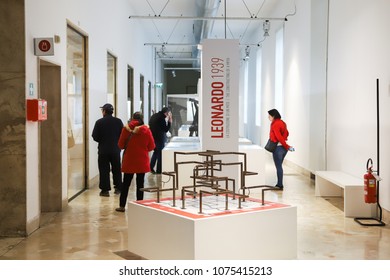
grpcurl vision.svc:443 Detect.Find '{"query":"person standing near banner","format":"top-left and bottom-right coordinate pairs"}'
top-left (268, 108), bottom-right (295, 190)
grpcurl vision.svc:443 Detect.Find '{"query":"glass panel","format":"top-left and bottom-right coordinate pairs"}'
top-left (67, 26), bottom-right (86, 199)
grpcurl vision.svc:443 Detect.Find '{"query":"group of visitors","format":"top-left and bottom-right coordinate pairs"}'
top-left (92, 104), bottom-right (172, 212)
top-left (92, 102), bottom-right (294, 212)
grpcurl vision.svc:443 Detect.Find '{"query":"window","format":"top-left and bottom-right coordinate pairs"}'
top-left (256, 48), bottom-right (262, 126)
top-left (243, 60), bottom-right (249, 124)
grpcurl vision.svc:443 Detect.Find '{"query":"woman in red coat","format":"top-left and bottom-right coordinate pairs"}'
top-left (268, 109), bottom-right (294, 190)
top-left (116, 112), bottom-right (155, 212)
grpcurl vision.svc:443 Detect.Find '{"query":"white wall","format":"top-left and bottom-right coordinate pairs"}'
top-left (243, 0), bottom-right (390, 212)
top-left (243, 52), bottom-right (259, 142)
top-left (243, 0), bottom-right (328, 174)
top-left (25, 0), bottom-right (155, 222)
top-left (256, 0), bottom-right (315, 172)
top-left (327, 0), bottom-right (390, 211)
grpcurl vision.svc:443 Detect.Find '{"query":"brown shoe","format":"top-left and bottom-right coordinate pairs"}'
top-left (115, 207), bottom-right (125, 212)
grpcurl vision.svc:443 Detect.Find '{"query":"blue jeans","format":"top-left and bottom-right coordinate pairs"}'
top-left (272, 146), bottom-right (288, 187)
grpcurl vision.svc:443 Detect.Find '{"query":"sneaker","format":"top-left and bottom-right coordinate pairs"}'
top-left (150, 169), bottom-right (156, 174)
top-left (115, 207), bottom-right (125, 212)
top-left (274, 185), bottom-right (284, 190)
top-left (114, 188), bottom-right (121, 195)
top-left (99, 191), bottom-right (110, 197)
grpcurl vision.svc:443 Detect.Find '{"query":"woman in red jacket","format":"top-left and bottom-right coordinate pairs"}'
top-left (116, 112), bottom-right (155, 212)
top-left (268, 109), bottom-right (294, 190)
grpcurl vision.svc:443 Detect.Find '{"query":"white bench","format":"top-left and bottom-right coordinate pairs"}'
top-left (315, 171), bottom-right (376, 218)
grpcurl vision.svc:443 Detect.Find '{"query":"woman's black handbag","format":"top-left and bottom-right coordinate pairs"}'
top-left (264, 139), bottom-right (278, 153)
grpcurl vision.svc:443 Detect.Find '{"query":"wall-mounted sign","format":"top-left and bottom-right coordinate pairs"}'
top-left (155, 82), bottom-right (163, 88)
top-left (34, 38), bottom-right (54, 56)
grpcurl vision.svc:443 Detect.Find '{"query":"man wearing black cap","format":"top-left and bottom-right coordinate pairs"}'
top-left (149, 107), bottom-right (172, 174)
top-left (92, 103), bottom-right (123, 196)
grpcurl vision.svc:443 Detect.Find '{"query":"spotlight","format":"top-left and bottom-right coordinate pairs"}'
top-left (161, 45), bottom-right (167, 57)
top-left (244, 46), bottom-right (250, 61)
top-left (263, 20), bottom-right (270, 37)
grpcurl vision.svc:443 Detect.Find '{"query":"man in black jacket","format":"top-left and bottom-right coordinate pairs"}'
top-left (92, 103), bottom-right (123, 196)
top-left (149, 107), bottom-right (172, 174)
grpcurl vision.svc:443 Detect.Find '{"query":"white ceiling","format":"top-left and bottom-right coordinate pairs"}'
top-left (128, 0), bottom-right (295, 62)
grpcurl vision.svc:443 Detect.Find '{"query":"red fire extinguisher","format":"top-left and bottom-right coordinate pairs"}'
top-left (364, 158), bottom-right (377, 204)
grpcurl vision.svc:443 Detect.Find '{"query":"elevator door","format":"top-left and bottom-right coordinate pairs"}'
top-left (67, 26), bottom-right (87, 200)
top-left (39, 60), bottom-right (62, 211)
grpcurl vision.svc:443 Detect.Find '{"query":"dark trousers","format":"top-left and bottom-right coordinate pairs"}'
top-left (119, 173), bottom-right (146, 207)
top-left (98, 152), bottom-right (122, 191)
top-left (150, 142), bottom-right (164, 173)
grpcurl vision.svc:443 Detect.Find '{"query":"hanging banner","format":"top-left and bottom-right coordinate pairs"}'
top-left (200, 39), bottom-right (239, 152)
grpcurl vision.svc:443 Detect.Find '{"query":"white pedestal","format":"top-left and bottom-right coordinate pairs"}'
top-left (128, 198), bottom-right (297, 260)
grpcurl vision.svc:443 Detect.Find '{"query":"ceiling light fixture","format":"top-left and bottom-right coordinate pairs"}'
top-left (160, 45), bottom-right (167, 57)
top-left (244, 45), bottom-right (250, 61)
top-left (263, 20), bottom-right (270, 37)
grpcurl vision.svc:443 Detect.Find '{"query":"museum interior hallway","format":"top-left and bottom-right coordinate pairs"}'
top-left (1, 159), bottom-right (390, 260)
